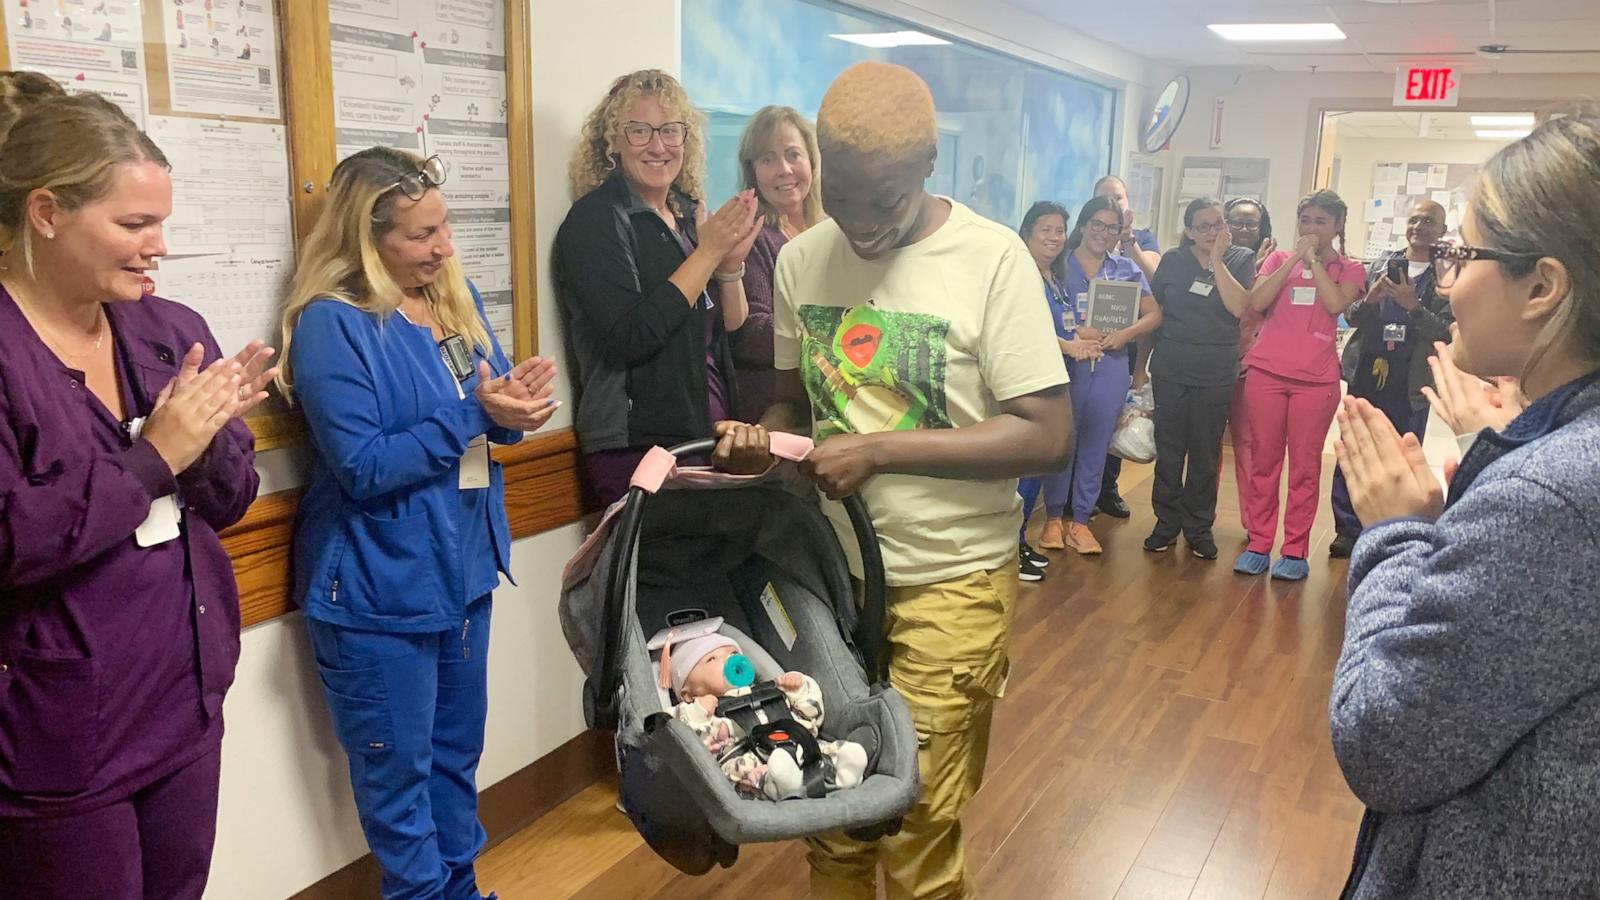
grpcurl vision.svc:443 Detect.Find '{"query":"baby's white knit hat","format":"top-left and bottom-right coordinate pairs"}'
top-left (665, 633), bottom-right (740, 696)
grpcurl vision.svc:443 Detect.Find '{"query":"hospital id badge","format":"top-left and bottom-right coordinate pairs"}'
top-left (1291, 286), bottom-right (1317, 306)
top-left (1383, 324), bottom-right (1408, 343)
top-left (460, 436), bottom-right (490, 490)
top-left (135, 495), bottom-right (182, 547)
top-left (1190, 280), bottom-right (1214, 296)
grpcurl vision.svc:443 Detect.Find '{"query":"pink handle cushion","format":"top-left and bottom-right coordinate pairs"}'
top-left (627, 446), bottom-right (679, 494)
top-left (768, 432), bottom-right (813, 463)
top-left (627, 433), bottom-right (814, 494)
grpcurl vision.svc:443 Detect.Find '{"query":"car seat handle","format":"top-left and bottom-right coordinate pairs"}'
top-left (767, 432), bottom-right (813, 462)
top-left (628, 435), bottom-right (815, 494)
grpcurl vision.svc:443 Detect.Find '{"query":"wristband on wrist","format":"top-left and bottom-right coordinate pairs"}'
top-left (713, 263), bottom-right (746, 283)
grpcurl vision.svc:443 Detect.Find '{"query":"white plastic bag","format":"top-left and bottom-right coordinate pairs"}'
top-left (1108, 383), bottom-right (1156, 463)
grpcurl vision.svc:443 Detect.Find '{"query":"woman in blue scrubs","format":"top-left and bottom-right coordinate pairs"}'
top-left (1057, 195), bottom-right (1161, 556)
top-left (279, 148), bottom-right (559, 900)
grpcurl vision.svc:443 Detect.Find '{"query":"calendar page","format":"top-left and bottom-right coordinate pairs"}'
top-left (151, 249), bottom-right (292, 365)
top-left (142, 117), bottom-right (297, 391)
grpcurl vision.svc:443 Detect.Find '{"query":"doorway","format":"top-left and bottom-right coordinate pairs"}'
top-left (1312, 109), bottom-right (1532, 260)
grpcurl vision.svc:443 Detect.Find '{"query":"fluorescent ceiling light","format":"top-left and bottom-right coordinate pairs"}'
top-left (1476, 129), bottom-right (1532, 139)
top-left (1208, 23), bottom-right (1347, 42)
top-left (1471, 114), bottom-right (1535, 127)
top-left (829, 30), bottom-right (950, 49)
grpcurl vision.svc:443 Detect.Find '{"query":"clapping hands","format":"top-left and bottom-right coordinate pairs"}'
top-left (475, 356), bottom-right (560, 432)
top-left (1334, 397), bottom-right (1444, 523)
top-left (155, 340), bottom-right (279, 419)
top-left (1421, 337), bottom-right (1526, 436)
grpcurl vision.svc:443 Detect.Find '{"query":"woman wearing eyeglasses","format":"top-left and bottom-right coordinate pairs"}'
top-left (280, 147), bottom-right (558, 900)
top-left (1145, 198), bottom-right (1256, 560)
top-left (1330, 110), bottom-right (1600, 899)
top-left (554, 69), bottom-right (761, 505)
top-left (1053, 195), bottom-right (1160, 556)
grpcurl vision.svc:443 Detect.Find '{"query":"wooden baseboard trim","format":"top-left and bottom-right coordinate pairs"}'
top-left (223, 429), bottom-right (588, 628)
top-left (290, 728), bottom-right (613, 900)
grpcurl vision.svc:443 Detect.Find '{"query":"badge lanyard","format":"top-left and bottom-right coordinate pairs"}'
top-left (1068, 254), bottom-right (1101, 328)
top-left (115, 338), bottom-right (186, 547)
top-left (437, 334), bottom-right (491, 490)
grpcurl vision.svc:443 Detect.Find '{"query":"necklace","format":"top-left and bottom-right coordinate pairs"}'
top-left (12, 289), bottom-right (106, 363)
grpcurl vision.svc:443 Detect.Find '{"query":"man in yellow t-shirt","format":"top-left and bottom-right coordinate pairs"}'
top-left (717, 61), bottom-right (1072, 900)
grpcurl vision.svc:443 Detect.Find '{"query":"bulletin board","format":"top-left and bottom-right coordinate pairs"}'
top-left (1126, 155), bottom-right (1164, 241)
top-left (1359, 161), bottom-right (1476, 260)
top-left (0, 0), bottom-right (538, 451)
top-left (1172, 155), bottom-right (1269, 248)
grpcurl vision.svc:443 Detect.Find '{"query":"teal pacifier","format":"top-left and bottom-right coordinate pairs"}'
top-left (723, 653), bottom-right (755, 689)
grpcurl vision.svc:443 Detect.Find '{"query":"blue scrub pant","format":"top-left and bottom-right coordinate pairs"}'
top-left (307, 595), bottom-right (494, 900)
top-left (1018, 465), bottom-right (1073, 540)
top-left (1066, 353), bottom-right (1132, 524)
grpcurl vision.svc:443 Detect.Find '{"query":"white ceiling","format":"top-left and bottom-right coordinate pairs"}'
top-left (1011, 0), bottom-right (1600, 73)
top-left (1330, 109), bottom-right (1531, 139)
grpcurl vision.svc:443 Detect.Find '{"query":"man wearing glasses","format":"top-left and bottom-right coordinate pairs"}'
top-left (1329, 200), bottom-right (1455, 558)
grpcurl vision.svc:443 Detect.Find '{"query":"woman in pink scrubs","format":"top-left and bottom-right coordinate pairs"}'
top-left (1234, 190), bottom-right (1366, 580)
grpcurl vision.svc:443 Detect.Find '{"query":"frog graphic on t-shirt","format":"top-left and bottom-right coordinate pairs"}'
top-left (798, 302), bottom-right (951, 439)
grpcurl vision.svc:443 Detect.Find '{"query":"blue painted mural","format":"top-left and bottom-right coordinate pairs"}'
top-left (681, 0), bottom-right (1115, 231)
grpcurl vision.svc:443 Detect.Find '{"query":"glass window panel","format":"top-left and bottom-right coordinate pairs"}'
top-left (682, 0), bottom-right (1115, 230)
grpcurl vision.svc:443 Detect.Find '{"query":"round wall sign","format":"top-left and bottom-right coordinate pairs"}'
top-left (1142, 75), bottom-right (1191, 153)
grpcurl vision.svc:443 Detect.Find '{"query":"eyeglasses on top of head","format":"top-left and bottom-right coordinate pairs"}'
top-left (390, 155), bottom-right (448, 201)
top-left (1428, 241), bottom-right (1543, 289)
top-left (621, 120), bottom-right (689, 148)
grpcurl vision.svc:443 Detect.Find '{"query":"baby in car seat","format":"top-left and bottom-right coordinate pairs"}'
top-left (666, 634), bottom-right (868, 801)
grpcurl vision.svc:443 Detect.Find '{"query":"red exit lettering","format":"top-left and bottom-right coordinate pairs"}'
top-left (1405, 68), bottom-right (1456, 102)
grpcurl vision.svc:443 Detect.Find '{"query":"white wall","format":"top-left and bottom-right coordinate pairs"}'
top-left (1333, 137), bottom-right (1502, 252)
top-left (206, 1), bottom-right (1160, 895)
top-left (203, 2), bottom-right (676, 897)
top-left (1159, 68), bottom-right (1598, 242)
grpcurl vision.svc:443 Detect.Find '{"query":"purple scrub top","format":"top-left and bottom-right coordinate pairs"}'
top-left (0, 286), bottom-right (257, 817)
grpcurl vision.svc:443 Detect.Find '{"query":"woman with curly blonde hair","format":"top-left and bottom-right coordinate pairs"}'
top-left (554, 69), bottom-right (761, 505)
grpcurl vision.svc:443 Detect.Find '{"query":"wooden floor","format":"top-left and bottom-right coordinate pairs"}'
top-left (478, 454), bottom-right (1362, 899)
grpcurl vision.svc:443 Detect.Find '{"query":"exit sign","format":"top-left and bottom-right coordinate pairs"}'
top-left (1394, 67), bottom-right (1460, 107)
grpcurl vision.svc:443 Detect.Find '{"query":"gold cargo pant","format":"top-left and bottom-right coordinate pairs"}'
top-left (807, 561), bottom-right (1018, 900)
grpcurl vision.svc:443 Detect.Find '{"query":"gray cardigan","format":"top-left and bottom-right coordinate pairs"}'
top-left (1331, 370), bottom-right (1600, 898)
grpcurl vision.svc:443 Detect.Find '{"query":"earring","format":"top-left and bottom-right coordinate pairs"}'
top-left (44, 231), bottom-right (54, 239)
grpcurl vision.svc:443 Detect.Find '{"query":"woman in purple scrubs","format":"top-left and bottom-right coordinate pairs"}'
top-left (0, 94), bottom-right (273, 899)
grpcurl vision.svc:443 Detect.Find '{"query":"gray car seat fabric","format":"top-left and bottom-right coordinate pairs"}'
top-left (561, 475), bottom-right (919, 859)
top-left (618, 570), bottom-right (918, 843)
